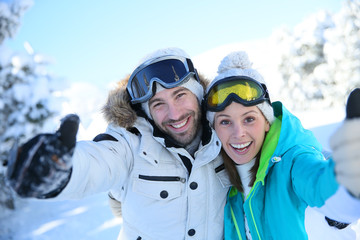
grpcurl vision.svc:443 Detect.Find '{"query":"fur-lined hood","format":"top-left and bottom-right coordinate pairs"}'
top-left (102, 73), bottom-right (209, 129)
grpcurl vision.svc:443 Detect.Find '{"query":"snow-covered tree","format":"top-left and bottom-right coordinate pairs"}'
top-left (0, 0), bottom-right (68, 211)
top-left (0, 45), bottom-right (68, 162)
top-left (0, 0), bottom-right (32, 44)
top-left (273, 0), bottom-right (360, 111)
top-left (273, 11), bottom-right (335, 110)
top-left (321, 0), bottom-right (360, 105)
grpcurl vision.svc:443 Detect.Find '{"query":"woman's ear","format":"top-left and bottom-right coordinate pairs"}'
top-left (265, 120), bottom-right (270, 133)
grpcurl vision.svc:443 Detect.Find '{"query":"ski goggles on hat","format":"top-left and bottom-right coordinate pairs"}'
top-left (127, 55), bottom-right (199, 104)
top-left (205, 76), bottom-right (271, 112)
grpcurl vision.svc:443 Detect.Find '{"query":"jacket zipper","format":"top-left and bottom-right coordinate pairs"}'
top-left (230, 204), bottom-right (243, 240)
top-left (248, 183), bottom-right (261, 239)
top-left (139, 175), bottom-right (186, 183)
top-left (215, 164), bottom-right (225, 173)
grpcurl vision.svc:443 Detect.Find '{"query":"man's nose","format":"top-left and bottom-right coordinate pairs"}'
top-left (168, 103), bottom-right (182, 120)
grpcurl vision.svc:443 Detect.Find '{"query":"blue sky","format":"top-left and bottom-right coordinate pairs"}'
top-left (6, 0), bottom-right (341, 88)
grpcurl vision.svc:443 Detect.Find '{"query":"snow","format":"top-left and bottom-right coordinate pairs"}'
top-left (0, 193), bottom-right (121, 239)
top-left (1, 1), bottom-right (360, 238)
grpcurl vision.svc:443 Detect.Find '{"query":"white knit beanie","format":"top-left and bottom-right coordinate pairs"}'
top-left (206, 51), bottom-right (275, 126)
top-left (138, 47), bottom-right (204, 119)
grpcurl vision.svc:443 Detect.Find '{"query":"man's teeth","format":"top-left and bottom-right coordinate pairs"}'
top-left (230, 142), bottom-right (251, 149)
top-left (171, 119), bottom-right (188, 129)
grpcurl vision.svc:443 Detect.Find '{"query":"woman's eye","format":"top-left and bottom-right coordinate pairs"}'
top-left (220, 120), bottom-right (231, 125)
top-left (245, 117), bottom-right (255, 123)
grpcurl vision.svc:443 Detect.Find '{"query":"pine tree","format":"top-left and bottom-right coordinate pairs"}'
top-left (0, 0), bottom-right (66, 211)
top-left (274, 0), bottom-right (360, 111)
top-left (273, 10), bottom-right (335, 111)
top-left (321, 0), bottom-right (360, 104)
top-left (0, 0), bottom-right (33, 43)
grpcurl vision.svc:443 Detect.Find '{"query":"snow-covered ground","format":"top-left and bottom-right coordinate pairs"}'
top-left (1, 107), bottom-right (360, 240)
top-left (0, 193), bottom-right (121, 240)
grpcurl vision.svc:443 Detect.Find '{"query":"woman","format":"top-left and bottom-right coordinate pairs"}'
top-left (204, 51), bottom-right (360, 239)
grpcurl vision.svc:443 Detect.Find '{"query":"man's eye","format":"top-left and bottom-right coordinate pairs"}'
top-left (151, 102), bottom-right (163, 109)
top-left (176, 92), bottom-right (186, 99)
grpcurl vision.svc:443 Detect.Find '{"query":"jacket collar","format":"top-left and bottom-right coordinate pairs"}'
top-left (254, 101), bottom-right (323, 185)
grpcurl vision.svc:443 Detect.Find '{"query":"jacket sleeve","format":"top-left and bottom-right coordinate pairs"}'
top-left (55, 135), bottom-right (133, 200)
top-left (314, 185), bottom-right (360, 223)
top-left (291, 147), bottom-right (360, 223)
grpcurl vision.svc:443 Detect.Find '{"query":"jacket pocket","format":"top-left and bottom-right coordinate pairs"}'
top-left (133, 175), bottom-right (185, 200)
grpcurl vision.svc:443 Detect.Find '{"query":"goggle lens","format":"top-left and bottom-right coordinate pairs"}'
top-left (206, 77), bottom-right (270, 111)
top-left (127, 56), bottom-right (197, 104)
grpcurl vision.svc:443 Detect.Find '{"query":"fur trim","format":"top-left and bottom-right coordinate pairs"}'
top-left (102, 75), bottom-right (137, 129)
top-left (102, 73), bottom-right (209, 128)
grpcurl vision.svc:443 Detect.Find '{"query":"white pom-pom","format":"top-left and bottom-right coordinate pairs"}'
top-left (217, 51), bottom-right (253, 74)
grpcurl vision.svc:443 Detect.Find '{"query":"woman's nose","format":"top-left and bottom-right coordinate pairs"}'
top-left (233, 123), bottom-right (246, 137)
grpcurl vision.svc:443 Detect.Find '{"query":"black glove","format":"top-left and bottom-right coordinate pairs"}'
top-left (330, 88), bottom-right (360, 198)
top-left (346, 88), bottom-right (360, 119)
top-left (6, 114), bottom-right (80, 198)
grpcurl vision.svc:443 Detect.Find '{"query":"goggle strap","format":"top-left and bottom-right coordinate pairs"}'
top-left (186, 58), bottom-right (194, 71)
top-left (261, 83), bottom-right (272, 106)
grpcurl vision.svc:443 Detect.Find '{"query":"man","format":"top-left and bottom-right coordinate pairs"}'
top-left (7, 48), bottom-right (230, 239)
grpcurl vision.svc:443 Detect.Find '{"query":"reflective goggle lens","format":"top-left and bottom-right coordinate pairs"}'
top-left (128, 57), bottom-right (197, 104)
top-left (206, 77), bottom-right (269, 111)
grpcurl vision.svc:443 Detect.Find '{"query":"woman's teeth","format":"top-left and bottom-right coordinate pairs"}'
top-left (230, 142), bottom-right (251, 150)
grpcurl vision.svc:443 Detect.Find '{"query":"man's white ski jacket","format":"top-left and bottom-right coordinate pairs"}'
top-left (56, 77), bottom-right (230, 240)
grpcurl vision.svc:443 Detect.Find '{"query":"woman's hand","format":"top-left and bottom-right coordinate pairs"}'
top-left (330, 88), bottom-right (360, 198)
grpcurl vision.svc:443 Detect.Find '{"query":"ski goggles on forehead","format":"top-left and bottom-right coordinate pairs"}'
top-left (205, 76), bottom-right (271, 112)
top-left (127, 55), bottom-right (199, 104)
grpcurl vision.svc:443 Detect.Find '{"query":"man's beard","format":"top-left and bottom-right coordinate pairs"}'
top-left (158, 110), bottom-right (202, 147)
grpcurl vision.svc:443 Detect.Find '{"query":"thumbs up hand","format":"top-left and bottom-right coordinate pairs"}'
top-left (330, 89), bottom-right (360, 198)
top-left (7, 114), bottom-right (80, 198)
